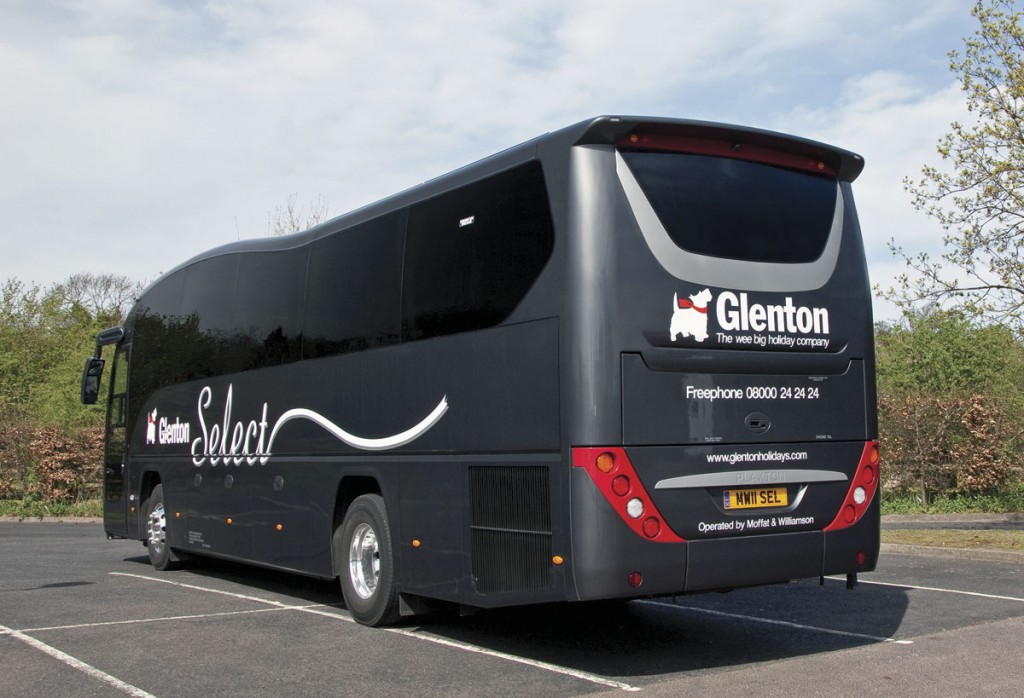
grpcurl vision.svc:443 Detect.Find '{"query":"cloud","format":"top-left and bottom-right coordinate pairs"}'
top-left (0, 0), bottom-right (974, 303)
top-left (788, 70), bottom-right (970, 322)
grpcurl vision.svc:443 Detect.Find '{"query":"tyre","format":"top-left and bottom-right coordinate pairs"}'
top-left (145, 484), bottom-right (186, 571)
top-left (337, 494), bottom-right (400, 626)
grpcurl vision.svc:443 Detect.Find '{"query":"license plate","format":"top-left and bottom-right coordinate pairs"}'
top-left (723, 487), bottom-right (788, 510)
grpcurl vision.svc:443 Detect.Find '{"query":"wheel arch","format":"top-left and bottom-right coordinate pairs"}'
top-left (137, 470), bottom-right (162, 541)
top-left (331, 475), bottom-right (383, 577)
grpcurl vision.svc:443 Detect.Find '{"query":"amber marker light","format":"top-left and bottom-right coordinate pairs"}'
top-left (175, 512), bottom-right (181, 519)
top-left (596, 451), bottom-right (616, 473)
top-left (275, 523), bottom-right (284, 531)
top-left (226, 518), bottom-right (233, 525)
top-left (552, 555), bottom-right (564, 566)
top-left (412, 539), bottom-right (421, 548)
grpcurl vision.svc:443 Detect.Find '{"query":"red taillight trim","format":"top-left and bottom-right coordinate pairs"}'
top-left (823, 441), bottom-right (880, 532)
top-left (617, 133), bottom-right (837, 177)
top-left (573, 447), bottom-right (685, 543)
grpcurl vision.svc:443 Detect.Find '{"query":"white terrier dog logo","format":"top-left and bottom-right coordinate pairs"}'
top-left (670, 289), bottom-right (713, 342)
top-left (146, 409), bottom-right (158, 445)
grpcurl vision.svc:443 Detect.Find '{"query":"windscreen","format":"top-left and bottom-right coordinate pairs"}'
top-left (620, 151), bottom-right (837, 264)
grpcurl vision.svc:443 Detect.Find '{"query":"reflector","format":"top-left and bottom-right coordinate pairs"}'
top-left (642, 517), bottom-right (661, 538)
top-left (612, 475), bottom-right (630, 496)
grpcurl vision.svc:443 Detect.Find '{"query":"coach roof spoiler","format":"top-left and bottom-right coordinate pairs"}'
top-left (572, 116), bottom-right (865, 182)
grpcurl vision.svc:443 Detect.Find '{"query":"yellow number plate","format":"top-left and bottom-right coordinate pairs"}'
top-left (723, 487), bottom-right (788, 510)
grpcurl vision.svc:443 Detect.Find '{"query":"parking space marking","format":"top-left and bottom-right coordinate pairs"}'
top-left (639, 600), bottom-right (914, 645)
top-left (828, 577), bottom-right (1024, 603)
top-left (385, 625), bottom-right (642, 692)
top-left (22, 605), bottom-right (325, 633)
top-left (112, 572), bottom-right (641, 692)
top-left (1, 623), bottom-right (156, 698)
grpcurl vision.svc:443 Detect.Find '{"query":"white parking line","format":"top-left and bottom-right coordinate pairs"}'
top-left (639, 600), bottom-right (914, 645)
top-left (829, 577), bottom-right (1024, 603)
top-left (23, 605), bottom-right (325, 633)
top-left (0, 623), bottom-right (156, 698)
top-left (110, 572), bottom-right (641, 693)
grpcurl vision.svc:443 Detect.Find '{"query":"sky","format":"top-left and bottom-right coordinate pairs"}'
top-left (0, 0), bottom-right (981, 323)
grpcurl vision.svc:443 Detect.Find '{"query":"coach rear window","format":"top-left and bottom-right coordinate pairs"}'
top-left (621, 151), bottom-right (836, 264)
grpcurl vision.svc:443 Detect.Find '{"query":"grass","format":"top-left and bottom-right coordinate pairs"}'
top-left (881, 485), bottom-right (1024, 515)
top-left (882, 528), bottom-right (1024, 552)
top-left (0, 498), bottom-right (102, 518)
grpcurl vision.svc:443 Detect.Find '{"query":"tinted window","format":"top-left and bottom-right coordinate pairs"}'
top-left (621, 151), bottom-right (836, 264)
top-left (402, 161), bottom-right (554, 341)
top-left (234, 248), bottom-right (306, 369)
top-left (129, 269), bottom-right (186, 410)
top-left (179, 255), bottom-right (239, 380)
top-left (304, 212), bottom-right (404, 359)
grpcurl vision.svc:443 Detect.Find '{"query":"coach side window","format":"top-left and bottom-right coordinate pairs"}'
top-left (401, 161), bottom-right (554, 341)
top-left (177, 255), bottom-right (239, 380)
top-left (303, 211), bottom-right (404, 359)
top-left (234, 248), bottom-right (306, 369)
top-left (128, 269), bottom-right (185, 414)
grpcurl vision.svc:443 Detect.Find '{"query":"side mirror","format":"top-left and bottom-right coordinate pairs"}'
top-left (81, 357), bottom-right (106, 405)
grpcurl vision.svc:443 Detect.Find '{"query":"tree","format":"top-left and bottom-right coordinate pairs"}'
top-left (267, 194), bottom-right (331, 236)
top-left (875, 309), bottom-right (1024, 500)
top-left (893, 0), bottom-right (1024, 330)
top-left (61, 272), bottom-right (143, 324)
top-left (0, 274), bottom-right (140, 504)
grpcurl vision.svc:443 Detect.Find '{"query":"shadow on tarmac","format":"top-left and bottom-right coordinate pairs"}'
top-left (122, 551), bottom-right (910, 682)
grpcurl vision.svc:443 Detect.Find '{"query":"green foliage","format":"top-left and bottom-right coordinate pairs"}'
top-left (877, 309), bottom-right (1024, 402)
top-left (891, 0), bottom-right (1024, 327)
top-left (877, 308), bottom-right (1024, 503)
top-left (0, 498), bottom-right (102, 519)
top-left (0, 274), bottom-right (142, 505)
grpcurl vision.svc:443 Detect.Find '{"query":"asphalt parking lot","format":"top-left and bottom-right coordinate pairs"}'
top-left (2, 521), bottom-right (1022, 697)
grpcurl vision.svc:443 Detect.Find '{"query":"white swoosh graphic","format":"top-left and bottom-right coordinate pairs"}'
top-left (265, 396), bottom-right (449, 454)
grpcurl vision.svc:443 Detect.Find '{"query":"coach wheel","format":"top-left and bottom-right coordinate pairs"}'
top-left (337, 494), bottom-right (400, 626)
top-left (146, 484), bottom-right (185, 571)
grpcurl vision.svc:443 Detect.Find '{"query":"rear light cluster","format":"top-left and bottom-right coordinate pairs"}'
top-left (572, 447), bottom-right (685, 543)
top-left (824, 441), bottom-right (880, 532)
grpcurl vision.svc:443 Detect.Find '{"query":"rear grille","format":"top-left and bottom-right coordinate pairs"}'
top-left (469, 465), bottom-right (552, 594)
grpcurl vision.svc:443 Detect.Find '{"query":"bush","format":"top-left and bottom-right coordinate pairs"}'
top-left (0, 410), bottom-right (33, 499)
top-left (26, 425), bottom-right (104, 503)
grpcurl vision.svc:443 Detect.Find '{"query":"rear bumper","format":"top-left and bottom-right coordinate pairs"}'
top-left (569, 468), bottom-right (879, 600)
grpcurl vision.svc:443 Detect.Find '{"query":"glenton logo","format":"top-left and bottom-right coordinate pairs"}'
top-left (146, 409), bottom-right (157, 444)
top-left (670, 288), bottom-right (713, 342)
top-left (145, 407), bottom-right (191, 446)
top-left (716, 291), bottom-right (830, 335)
top-left (670, 289), bottom-right (831, 343)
